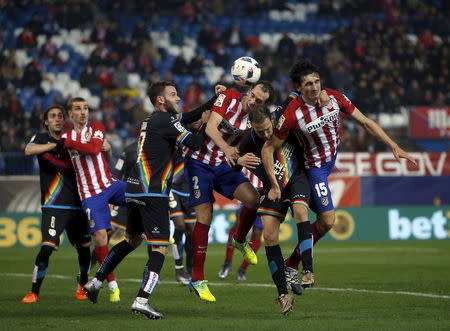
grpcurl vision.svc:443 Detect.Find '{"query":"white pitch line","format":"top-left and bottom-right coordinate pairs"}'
top-left (2, 273), bottom-right (449, 300)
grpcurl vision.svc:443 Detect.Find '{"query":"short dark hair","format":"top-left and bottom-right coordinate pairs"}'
top-left (249, 105), bottom-right (271, 124)
top-left (251, 80), bottom-right (275, 105)
top-left (67, 97), bottom-right (86, 110)
top-left (42, 105), bottom-right (65, 130)
top-left (289, 59), bottom-right (320, 87)
top-left (147, 80), bottom-right (177, 106)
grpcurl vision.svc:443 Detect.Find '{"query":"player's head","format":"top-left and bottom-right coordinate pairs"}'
top-left (147, 80), bottom-right (181, 115)
top-left (67, 97), bottom-right (89, 127)
top-left (249, 105), bottom-right (273, 141)
top-left (244, 80), bottom-right (275, 112)
top-left (42, 105), bottom-right (65, 134)
top-left (290, 59), bottom-right (321, 104)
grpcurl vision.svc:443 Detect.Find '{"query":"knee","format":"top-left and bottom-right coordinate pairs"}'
top-left (245, 192), bottom-right (260, 210)
top-left (125, 235), bottom-right (142, 249)
top-left (39, 245), bottom-right (54, 258)
top-left (93, 230), bottom-right (108, 246)
top-left (263, 231), bottom-right (278, 246)
top-left (293, 206), bottom-right (309, 223)
top-left (153, 245), bottom-right (169, 256)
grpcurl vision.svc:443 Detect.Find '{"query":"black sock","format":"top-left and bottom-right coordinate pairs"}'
top-left (184, 234), bottom-right (193, 275)
top-left (76, 245), bottom-right (91, 285)
top-left (138, 250), bottom-right (165, 299)
top-left (31, 245), bottom-right (54, 294)
top-left (297, 221), bottom-right (313, 272)
top-left (173, 229), bottom-right (184, 267)
top-left (265, 245), bottom-right (287, 296)
top-left (96, 240), bottom-right (135, 282)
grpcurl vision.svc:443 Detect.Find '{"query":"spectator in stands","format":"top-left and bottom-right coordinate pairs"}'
top-left (113, 63), bottom-right (129, 89)
top-left (213, 43), bottom-right (229, 68)
top-left (198, 23), bottom-right (215, 49)
top-left (277, 32), bottom-right (296, 69)
top-left (222, 23), bottom-right (246, 48)
top-left (188, 54), bottom-right (205, 76)
top-left (17, 28), bottom-right (37, 49)
top-left (169, 23), bottom-right (185, 47)
top-left (182, 82), bottom-right (205, 112)
top-left (21, 59), bottom-right (44, 95)
top-left (1, 54), bottom-right (21, 86)
top-left (171, 54), bottom-right (189, 75)
top-left (132, 21), bottom-right (149, 41)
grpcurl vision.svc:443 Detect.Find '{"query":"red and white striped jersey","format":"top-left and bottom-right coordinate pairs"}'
top-left (185, 89), bottom-right (251, 165)
top-left (275, 88), bottom-right (355, 169)
top-left (242, 168), bottom-right (263, 191)
top-left (62, 121), bottom-right (115, 200)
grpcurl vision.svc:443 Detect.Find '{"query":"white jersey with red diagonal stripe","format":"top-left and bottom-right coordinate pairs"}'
top-left (242, 168), bottom-right (263, 191)
top-left (275, 88), bottom-right (355, 169)
top-left (64, 122), bottom-right (115, 199)
top-left (184, 89), bottom-right (251, 165)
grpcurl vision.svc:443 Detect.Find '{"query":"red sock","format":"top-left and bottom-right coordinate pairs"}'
top-left (240, 236), bottom-right (261, 269)
top-left (234, 206), bottom-right (257, 243)
top-left (95, 245), bottom-right (115, 282)
top-left (285, 221), bottom-right (328, 269)
top-left (225, 226), bottom-right (237, 262)
top-left (312, 221), bottom-right (325, 244)
top-left (192, 222), bottom-right (210, 282)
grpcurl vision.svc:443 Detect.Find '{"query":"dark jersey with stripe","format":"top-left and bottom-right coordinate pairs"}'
top-left (111, 141), bottom-right (138, 182)
top-left (171, 148), bottom-right (189, 195)
top-left (126, 110), bottom-right (206, 197)
top-left (28, 132), bottom-right (81, 208)
top-left (237, 92), bottom-right (304, 190)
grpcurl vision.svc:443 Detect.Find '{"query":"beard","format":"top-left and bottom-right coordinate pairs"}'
top-left (164, 99), bottom-right (178, 115)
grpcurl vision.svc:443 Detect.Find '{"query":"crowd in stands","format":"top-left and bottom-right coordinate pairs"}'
top-left (0, 0), bottom-right (448, 173)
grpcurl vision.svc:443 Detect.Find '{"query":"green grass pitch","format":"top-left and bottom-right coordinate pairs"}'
top-left (1, 241), bottom-right (449, 330)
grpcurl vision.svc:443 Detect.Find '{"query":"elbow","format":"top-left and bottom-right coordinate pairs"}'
top-left (24, 147), bottom-right (33, 156)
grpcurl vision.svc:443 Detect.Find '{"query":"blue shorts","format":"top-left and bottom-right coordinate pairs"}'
top-left (184, 158), bottom-right (249, 207)
top-left (306, 157), bottom-right (335, 214)
top-left (82, 180), bottom-right (127, 233)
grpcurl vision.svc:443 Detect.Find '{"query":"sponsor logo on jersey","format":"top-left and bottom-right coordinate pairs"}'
top-left (276, 115), bottom-right (285, 130)
top-left (93, 130), bottom-right (104, 139)
top-left (152, 226), bottom-right (160, 234)
top-left (214, 94), bottom-right (226, 107)
top-left (219, 118), bottom-right (248, 137)
top-left (174, 121), bottom-right (185, 133)
top-left (305, 109), bottom-right (339, 133)
top-left (48, 229), bottom-right (56, 237)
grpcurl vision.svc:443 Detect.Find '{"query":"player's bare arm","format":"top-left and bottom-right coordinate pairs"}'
top-left (261, 134), bottom-right (285, 201)
top-left (25, 142), bottom-right (58, 156)
top-left (205, 111), bottom-right (239, 165)
top-left (214, 84), bottom-right (227, 95)
top-left (102, 139), bottom-right (112, 160)
top-left (350, 108), bottom-right (417, 165)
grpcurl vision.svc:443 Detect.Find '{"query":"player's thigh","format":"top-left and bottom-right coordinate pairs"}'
top-left (287, 173), bottom-right (311, 223)
top-left (140, 197), bottom-right (171, 246)
top-left (306, 167), bottom-right (334, 214)
top-left (184, 158), bottom-right (215, 207)
top-left (41, 208), bottom-right (71, 249)
top-left (232, 181), bottom-right (259, 208)
top-left (125, 199), bottom-right (145, 238)
top-left (214, 165), bottom-right (250, 201)
top-left (109, 180), bottom-right (127, 206)
top-left (65, 210), bottom-right (91, 247)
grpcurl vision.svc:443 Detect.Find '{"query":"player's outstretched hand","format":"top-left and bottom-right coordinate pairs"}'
top-left (215, 84), bottom-right (227, 96)
top-left (237, 153), bottom-right (261, 169)
top-left (392, 145), bottom-right (417, 166)
top-left (224, 145), bottom-right (239, 166)
top-left (268, 185), bottom-right (281, 201)
top-left (49, 137), bottom-right (66, 149)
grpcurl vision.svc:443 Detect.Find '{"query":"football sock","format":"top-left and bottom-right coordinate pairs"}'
top-left (191, 222), bottom-right (210, 281)
top-left (297, 221), bottom-right (313, 272)
top-left (173, 229), bottom-right (184, 268)
top-left (225, 225), bottom-right (237, 262)
top-left (76, 245), bottom-right (91, 285)
top-left (265, 245), bottom-right (288, 296)
top-left (240, 236), bottom-right (261, 269)
top-left (96, 240), bottom-right (135, 282)
top-left (234, 206), bottom-right (257, 243)
top-left (31, 245), bottom-right (53, 294)
top-left (285, 221), bottom-right (326, 269)
top-left (184, 233), bottom-right (193, 275)
top-left (137, 250), bottom-right (165, 299)
top-left (312, 221), bottom-right (325, 244)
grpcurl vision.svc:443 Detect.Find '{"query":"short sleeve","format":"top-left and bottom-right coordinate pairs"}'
top-left (274, 104), bottom-right (297, 140)
top-left (160, 114), bottom-right (192, 145)
top-left (325, 88), bottom-right (355, 114)
top-left (91, 122), bottom-right (106, 141)
top-left (27, 133), bottom-right (45, 145)
top-left (211, 91), bottom-right (233, 117)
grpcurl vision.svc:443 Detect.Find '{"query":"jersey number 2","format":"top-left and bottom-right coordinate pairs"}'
top-left (192, 176), bottom-right (199, 189)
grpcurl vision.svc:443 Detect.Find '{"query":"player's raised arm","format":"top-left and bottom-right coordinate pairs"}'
top-left (205, 111), bottom-right (239, 165)
top-left (349, 107), bottom-right (417, 165)
top-left (25, 140), bottom-right (58, 156)
top-left (63, 124), bottom-right (105, 155)
top-left (261, 134), bottom-right (285, 201)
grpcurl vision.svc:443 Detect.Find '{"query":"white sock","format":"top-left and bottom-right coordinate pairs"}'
top-left (108, 280), bottom-right (118, 290)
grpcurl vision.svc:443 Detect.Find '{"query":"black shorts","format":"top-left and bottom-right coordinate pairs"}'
top-left (257, 173), bottom-right (310, 221)
top-left (169, 191), bottom-right (196, 224)
top-left (41, 208), bottom-right (91, 250)
top-left (110, 206), bottom-right (128, 231)
top-left (126, 196), bottom-right (170, 246)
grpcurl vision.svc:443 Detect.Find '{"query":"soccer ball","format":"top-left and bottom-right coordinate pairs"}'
top-left (230, 57), bottom-right (261, 86)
